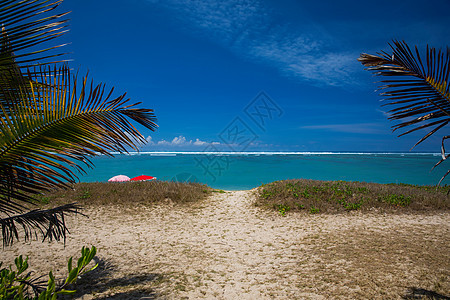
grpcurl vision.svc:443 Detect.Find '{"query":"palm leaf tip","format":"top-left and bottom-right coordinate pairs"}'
top-left (358, 53), bottom-right (389, 67)
top-left (1, 203), bottom-right (83, 247)
top-left (121, 107), bottom-right (158, 131)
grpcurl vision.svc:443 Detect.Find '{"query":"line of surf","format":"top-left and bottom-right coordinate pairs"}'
top-left (106, 151), bottom-right (441, 156)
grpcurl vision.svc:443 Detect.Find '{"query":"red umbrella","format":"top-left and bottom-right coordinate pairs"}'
top-left (130, 175), bottom-right (156, 181)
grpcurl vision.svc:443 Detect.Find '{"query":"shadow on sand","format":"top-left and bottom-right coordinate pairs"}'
top-left (404, 287), bottom-right (450, 299)
top-left (71, 257), bottom-right (163, 299)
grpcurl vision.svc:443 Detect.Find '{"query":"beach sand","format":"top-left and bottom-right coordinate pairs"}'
top-left (2, 190), bottom-right (449, 299)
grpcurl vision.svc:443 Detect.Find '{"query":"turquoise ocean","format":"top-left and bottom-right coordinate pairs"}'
top-left (76, 152), bottom-right (448, 190)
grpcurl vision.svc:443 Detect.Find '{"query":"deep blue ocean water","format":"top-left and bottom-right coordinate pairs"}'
top-left (76, 152), bottom-right (448, 190)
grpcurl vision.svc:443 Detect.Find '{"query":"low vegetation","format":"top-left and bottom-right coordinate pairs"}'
top-left (256, 179), bottom-right (449, 215)
top-left (0, 246), bottom-right (97, 299)
top-left (32, 181), bottom-right (212, 208)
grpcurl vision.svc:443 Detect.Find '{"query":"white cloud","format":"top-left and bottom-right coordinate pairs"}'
top-left (149, 0), bottom-right (357, 86)
top-left (147, 135), bottom-right (220, 147)
top-left (252, 42), bottom-right (356, 86)
top-left (171, 136), bottom-right (187, 145)
top-left (155, 140), bottom-right (168, 145)
top-left (193, 138), bottom-right (207, 146)
top-left (146, 135), bottom-right (155, 144)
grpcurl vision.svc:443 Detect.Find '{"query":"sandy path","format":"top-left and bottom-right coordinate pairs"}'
top-left (1, 191), bottom-right (449, 299)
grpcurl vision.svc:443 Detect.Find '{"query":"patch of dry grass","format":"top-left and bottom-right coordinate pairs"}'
top-left (290, 220), bottom-right (450, 298)
top-left (32, 181), bottom-right (212, 208)
top-left (255, 179), bottom-right (449, 214)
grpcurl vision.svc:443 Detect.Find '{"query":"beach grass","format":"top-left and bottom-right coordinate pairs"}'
top-left (32, 180), bottom-right (212, 207)
top-left (32, 179), bottom-right (450, 213)
top-left (255, 179), bottom-right (449, 214)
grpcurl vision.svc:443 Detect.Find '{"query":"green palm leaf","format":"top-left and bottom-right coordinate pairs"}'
top-left (0, 0), bottom-right (69, 69)
top-left (359, 40), bottom-right (450, 184)
top-left (1, 65), bottom-right (157, 210)
top-left (0, 0), bottom-right (158, 245)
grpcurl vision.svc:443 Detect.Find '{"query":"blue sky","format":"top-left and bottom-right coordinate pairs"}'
top-left (61, 0), bottom-right (450, 152)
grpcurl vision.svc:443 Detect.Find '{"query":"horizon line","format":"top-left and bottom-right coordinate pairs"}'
top-left (105, 151), bottom-right (441, 156)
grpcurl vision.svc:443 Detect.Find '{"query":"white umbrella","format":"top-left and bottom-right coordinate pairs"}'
top-left (108, 175), bottom-right (130, 182)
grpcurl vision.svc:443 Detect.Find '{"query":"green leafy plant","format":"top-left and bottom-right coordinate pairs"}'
top-left (300, 190), bottom-right (310, 198)
top-left (309, 206), bottom-right (320, 214)
top-left (295, 203), bottom-right (305, 209)
top-left (359, 41), bottom-right (449, 185)
top-left (379, 194), bottom-right (411, 207)
top-left (343, 200), bottom-right (363, 211)
top-left (31, 194), bottom-right (51, 205)
top-left (357, 187), bottom-right (369, 193)
top-left (275, 204), bottom-right (290, 216)
top-left (78, 189), bottom-right (92, 200)
top-left (261, 189), bottom-right (276, 199)
top-left (0, 246), bottom-right (97, 299)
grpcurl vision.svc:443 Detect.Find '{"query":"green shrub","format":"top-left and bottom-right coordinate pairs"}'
top-left (309, 206), bottom-right (320, 214)
top-left (78, 189), bottom-right (91, 200)
top-left (343, 200), bottom-right (364, 211)
top-left (379, 194), bottom-right (411, 207)
top-left (274, 204), bottom-right (290, 216)
top-left (295, 203), bottom-right (305, 210)
top-left (0, 246), bottom-right (97, 299)
top-left (255, 179), bottom-right (449, 214)
top-left (31, 194), bottom-right (51, 205)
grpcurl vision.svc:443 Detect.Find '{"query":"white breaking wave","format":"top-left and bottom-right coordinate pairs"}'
top-left (106, 151), bottom-right (441, 156)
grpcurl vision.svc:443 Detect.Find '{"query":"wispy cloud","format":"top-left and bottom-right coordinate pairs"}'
top-left (253, 44), bottom-right (356, 86)
top-left (301, 123), bottom-right (388, 134)
top-left (376, 108), bottom-right (390, 118)
top-left (157, 0), bottom-right (265, 44)
top-left (149, 0), bottom-right (357, 86)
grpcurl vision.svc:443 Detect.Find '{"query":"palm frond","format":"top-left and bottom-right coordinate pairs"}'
top-left (0, 203), bottom-right (82, 246)
top-left (0, 0), bottom-right (69, 70)
top-left (0, 0), bottom-right (158, 246)
top-left (0, 0), bottom-right (68, 112)
top-left (359, 40), bottom-right (450, 185)
top-left (0, 65), bottom-right (157, 213)
top-left (358, 40), bottom-right (450, 145)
